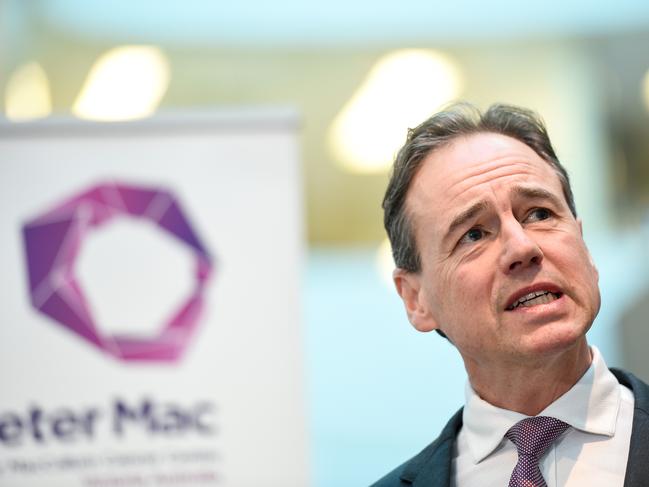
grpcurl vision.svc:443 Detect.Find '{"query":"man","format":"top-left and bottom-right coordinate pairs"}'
top-left (372, 103), bottom-right (649, 486)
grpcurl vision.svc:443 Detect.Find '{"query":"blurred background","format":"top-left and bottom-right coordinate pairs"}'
top-left (3, 1), bottom-right (649, 485)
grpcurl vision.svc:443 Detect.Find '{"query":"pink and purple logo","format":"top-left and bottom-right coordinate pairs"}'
top-left (22, 182), bottom-right (213, 362)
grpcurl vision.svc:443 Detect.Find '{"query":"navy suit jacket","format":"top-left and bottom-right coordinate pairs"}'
top-left (371, 368), bottom-right (649, 487)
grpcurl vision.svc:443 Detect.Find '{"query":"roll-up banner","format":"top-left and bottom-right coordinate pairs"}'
top-left (0, 109), bottom-right (309, 487)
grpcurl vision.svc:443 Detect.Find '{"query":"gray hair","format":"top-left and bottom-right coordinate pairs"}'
top-left (383, 102), bottom-right (577, 274)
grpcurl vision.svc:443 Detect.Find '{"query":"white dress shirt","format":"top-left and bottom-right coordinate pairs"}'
top-left (451, 346), bottom-right (634, 486)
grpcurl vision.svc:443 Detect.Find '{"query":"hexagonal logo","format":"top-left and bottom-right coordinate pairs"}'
top-left (22, 181), bottom-right (213, 362)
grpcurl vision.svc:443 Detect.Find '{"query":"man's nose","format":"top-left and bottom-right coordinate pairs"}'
top-left (499, 221), bottom-right (543, 274)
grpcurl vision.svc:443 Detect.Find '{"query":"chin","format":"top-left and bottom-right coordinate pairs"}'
top-left (519, 322), bottom-right (589, 357)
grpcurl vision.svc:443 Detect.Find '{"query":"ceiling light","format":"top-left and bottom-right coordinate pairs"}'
top-left (4, 62), bottom-right (52, 121)
top-left (72, 45), bottom-right (170, 121)
top-left (329, 49), bottom-right (462, 174)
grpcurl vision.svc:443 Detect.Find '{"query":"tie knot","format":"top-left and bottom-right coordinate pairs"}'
top-left (505, 416), bottom-right (569, 457)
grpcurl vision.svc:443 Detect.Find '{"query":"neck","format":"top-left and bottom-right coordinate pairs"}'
top-left (465, 339), bottom-right (592, 416)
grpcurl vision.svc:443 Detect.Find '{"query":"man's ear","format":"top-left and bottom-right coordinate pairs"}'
top-left (393, 268), bottom-right (439, 333)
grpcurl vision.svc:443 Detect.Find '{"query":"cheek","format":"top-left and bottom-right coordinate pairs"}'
top-left (580, 255), bottom-right (601, 305)
top-left (448, 265), bottom-right (493, 312)
top-left (425, 252), bottom-right (497, 328)
top-left (547, 237), bottom-right (600, 296)
top-left (560, 239), bottom-right (594, 275)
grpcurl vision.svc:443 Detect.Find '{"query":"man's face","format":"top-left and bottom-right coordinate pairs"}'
top-left (397, 132), bottom-right (600, 368)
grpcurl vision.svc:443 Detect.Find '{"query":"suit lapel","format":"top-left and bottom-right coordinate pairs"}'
top-left (610, 368), bottom-right (649, 487)
top-left (400, 409), bottom-right (463, 487)
top-left (410, 436), bottom-right (455, 487)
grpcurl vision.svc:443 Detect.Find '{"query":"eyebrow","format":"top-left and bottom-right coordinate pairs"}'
top-left (444, 186), bottom-right (563, 240)
top-left (511, 186), bottom-right (563, 207)
top-left (447, 200), bottom-right (489, 238)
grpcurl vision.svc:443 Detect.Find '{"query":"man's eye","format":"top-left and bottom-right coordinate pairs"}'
top-left (526, 208), bottom-right (551, 222)
top-left (460, 228), bottom-right (485, 244)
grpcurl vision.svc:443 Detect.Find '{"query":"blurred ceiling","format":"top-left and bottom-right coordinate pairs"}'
top-left (3, 1), bottom-right (649, 246)
top-left (9, 0), bottom-right (649, 46)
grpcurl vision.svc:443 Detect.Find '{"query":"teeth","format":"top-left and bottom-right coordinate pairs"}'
top-left (520, 293), bottom-right (555, 307)
top-left (508, 291), bottom-right (559, 310)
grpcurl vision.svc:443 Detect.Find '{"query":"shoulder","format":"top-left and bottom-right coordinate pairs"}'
top-left (369, 408), bottom-right (463, 487)
top-left (370, 460), bottom-right (409, 487)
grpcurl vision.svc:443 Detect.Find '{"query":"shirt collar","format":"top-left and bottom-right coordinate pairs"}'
top-left (462, 346), bottom-right (621, 464)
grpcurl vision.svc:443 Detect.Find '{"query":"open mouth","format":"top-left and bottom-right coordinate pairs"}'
top-left (506, 290), bottom-right (562, 311)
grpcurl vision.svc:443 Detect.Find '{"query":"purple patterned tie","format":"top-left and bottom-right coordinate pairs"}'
top-left (505, 416), bottom-right (569, 487)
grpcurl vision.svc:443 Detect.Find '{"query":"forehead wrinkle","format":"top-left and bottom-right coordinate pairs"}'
top-left (443, 159), bottom-right (539, 198)
top-left (408, 160), bottom-right (532, 227)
